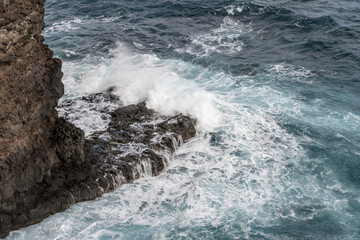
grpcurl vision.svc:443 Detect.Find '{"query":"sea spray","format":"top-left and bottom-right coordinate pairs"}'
top-left (80, 43), bottom-right (222, 132)
top-left (7, 0), bottom-right (360, 238)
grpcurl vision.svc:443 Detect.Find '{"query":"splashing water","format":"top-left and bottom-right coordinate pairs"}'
top-left (79, 43), bottom-right (222, 131)
top-left (7, 0), bottom-right (360, 239)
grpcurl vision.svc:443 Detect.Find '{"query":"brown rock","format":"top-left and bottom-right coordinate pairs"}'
top-left (17, 40), bottom-right (34, 56)
top-left (0, 0), bottom-right (86, 237)
top-left (0, 214), bottom-right (10, 238)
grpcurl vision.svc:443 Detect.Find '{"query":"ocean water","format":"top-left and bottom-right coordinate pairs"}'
top-left (7, 0), bottom-right (360, 239)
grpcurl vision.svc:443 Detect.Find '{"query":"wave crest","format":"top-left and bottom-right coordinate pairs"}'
top-left (80, 43), bottom-right (222, 131)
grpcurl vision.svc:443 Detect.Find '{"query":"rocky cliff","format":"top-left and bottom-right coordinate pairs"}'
top-left (0, 0), bottom-right (195, 238)
top-left (0, 0), bottom-right (85, 236)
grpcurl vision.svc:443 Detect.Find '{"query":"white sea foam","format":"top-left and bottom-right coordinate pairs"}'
top-left (44, 14), bottom-right (122, 37)
top-left (98, 14), bottom-right (123, 23)
top-left (57, 97), bottom-right (120, 137)
top-left (225, 5), bottom-right (244, 15)
top-left (44, 18), bottom-right (82, 34)
top-left (177, 16), bottom-right (252, 56)
top-left (79, 43), bottom-right (222, 131)
top-left (7, 0), bottom-right (359, 238)
top-left (8, 55), bottom-right (357, 239)
top-left (133, 42), bottom-right (145, 49)
top-left (268, 63), bottom-right (314, 82)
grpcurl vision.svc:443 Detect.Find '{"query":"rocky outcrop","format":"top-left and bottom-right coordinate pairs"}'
top-left (84, 99), bottom-right (196, 184)
top-left (1, 89), bottom-right (195, 237)
top-left (0, 1), bottom-right (196, 238)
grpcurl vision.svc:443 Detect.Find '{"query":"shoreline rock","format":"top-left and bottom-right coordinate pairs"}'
top-left (0, 1), bottom-right (196, 238)
top-left (0, 0), bottom-right (81, 236)
top-left (5, 98), bottom-right (195, 238)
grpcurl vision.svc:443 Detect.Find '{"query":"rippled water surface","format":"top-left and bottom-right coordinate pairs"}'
top-left (7, 0), bottom-right (360, 239)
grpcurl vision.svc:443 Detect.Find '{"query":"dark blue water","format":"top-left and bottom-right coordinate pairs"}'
top-left (7, 0), bottom-right (360, 239)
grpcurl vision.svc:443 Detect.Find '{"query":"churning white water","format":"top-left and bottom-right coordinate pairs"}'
top-left (9, 41), bottom-right (345, 240)
top-left (7, 0), bottom-right (360, 237)
top-left (79, 43), bottom-right (222, 131)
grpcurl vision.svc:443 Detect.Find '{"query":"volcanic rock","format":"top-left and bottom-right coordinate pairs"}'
top-left (0, 1), bottom-right (196, 237)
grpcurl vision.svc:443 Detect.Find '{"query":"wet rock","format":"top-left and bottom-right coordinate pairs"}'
top-left (85, 100), bottom-right (196, 183)
top-left (0, 1), bottom-right (196, 238)
top-left (52, 118), bottom-right (85, 168)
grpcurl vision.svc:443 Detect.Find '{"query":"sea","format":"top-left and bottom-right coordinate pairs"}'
top-left (7, 0), bottom-right (360, 239)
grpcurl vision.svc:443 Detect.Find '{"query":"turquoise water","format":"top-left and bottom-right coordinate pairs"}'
top-left (7, 0), bottom-right (360, 239)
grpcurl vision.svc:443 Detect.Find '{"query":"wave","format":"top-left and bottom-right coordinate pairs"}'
top-left (17, 1), bottom-right (360, 238)
top-left (79, 43), bottom-right (222, 131)
top-left (10, 42), bottom-right (360, 238)
top-left (12, 57), bottom-right (351, 239)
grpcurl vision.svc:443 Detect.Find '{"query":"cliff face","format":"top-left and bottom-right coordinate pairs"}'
top-left (0, 0), bottom-right (85, 236)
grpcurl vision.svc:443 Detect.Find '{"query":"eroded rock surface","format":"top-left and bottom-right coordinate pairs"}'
top-left (0, 0), bottom-right (85, 237)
